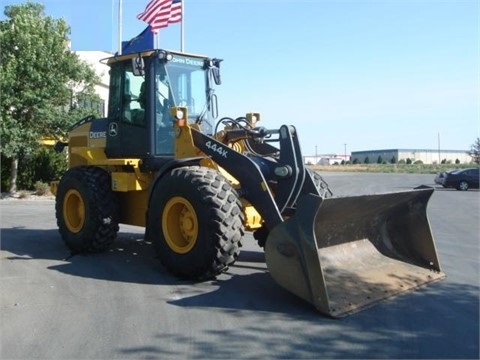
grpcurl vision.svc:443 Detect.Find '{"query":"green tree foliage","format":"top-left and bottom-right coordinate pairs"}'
top-left (469, 137), bottom-right (480, 164)
top-left (0, 2), bottom-right (100, 192)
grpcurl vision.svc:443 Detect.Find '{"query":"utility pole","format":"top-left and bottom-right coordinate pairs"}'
top-left (438, 132), bottom-right (441, 164)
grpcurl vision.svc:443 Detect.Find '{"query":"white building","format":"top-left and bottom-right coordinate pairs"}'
top-left (75, 51), bottom-right (112, 117)
top-left (351, 149), bottom-right (472, 164)
top-left (304, 154), bottom-right (350, 165)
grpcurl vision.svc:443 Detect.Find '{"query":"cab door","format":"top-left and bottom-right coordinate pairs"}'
top-left (105, 59), bottom-right (150, 158)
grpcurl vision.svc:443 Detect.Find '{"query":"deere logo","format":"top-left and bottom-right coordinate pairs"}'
top-left (89, 131), bottom-right (106, 139)
top-left (108, 123), bottom-right (118, 137)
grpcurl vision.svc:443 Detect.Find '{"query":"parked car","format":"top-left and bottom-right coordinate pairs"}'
top-left (442, 168), bottom-right (480, 191)
top-left (434, 169), bottom-right (456, 186)
top-left (434, 171), bottom-right (447, 185)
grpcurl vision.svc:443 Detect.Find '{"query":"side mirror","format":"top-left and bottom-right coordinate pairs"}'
top-left (132, 56), bottom-right (145, 76)
top-left (211, 67), bottom-right (221, 85)
top-left (212, 58), bottom-right (223, 85)
top-left (205, 58), bottom-right (222, 85)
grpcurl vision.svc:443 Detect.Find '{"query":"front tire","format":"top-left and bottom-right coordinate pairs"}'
top-left (147, 166), bottom-right (244, 280)
top-left (55, 166), bottom-right (119, 253)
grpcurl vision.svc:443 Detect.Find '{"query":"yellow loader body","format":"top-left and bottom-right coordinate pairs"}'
top-left (52, 49), bottom-right (445, 317)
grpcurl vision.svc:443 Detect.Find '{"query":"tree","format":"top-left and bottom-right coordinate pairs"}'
top-left (469, 137), bottom-right (480, 164)
top-left (0, 3), bottom-right (100, 192)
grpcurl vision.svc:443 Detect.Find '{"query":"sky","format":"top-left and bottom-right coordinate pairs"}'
top-left (1, 0), bottom-right (479, 156)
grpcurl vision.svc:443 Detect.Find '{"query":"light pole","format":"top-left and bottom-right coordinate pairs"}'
top-left (344, 143), bottom-right (347, 164)
top-left (315, 145), bottom-right (318, 165)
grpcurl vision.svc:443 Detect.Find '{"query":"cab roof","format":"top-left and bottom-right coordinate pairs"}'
top-left (101, 49), bottom-right (210, 66)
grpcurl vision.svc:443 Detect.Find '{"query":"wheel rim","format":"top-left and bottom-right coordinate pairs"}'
top-left (63, 189), bottom-right (85, 233)
top-left (460, 181), bottom-right (468, 191)
top-left (162, 196), bottom-right (198, 254)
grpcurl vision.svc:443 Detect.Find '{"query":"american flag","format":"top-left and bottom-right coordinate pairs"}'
top-left (137, 0), bottom-right (182, 34)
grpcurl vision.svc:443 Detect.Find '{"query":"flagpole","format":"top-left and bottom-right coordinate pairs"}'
top-left (118, 0), bottom-right (123, 54)
top-left (180, 0), bottom-right (184, 52)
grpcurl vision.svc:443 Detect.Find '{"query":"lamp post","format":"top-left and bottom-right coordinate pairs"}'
top-left (344, 143), bottom-right (347, 165)
top-left (315, 145), bottom-right (318, 165)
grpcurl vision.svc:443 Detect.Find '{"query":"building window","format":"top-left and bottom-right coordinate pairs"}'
top-left (77, 96), bottom-right (106, 117)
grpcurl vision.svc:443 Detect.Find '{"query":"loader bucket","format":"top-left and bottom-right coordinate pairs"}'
top-left (264, 188), bottom-right (445, 317)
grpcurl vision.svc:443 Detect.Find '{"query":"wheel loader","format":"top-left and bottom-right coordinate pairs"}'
top-left (52, 49), bottom-right (445, 317)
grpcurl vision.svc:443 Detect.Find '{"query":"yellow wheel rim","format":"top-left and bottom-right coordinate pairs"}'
top-left (63, 189), bottom-right (85, 233)
top-left (162, 196), bottom-right (198, 254)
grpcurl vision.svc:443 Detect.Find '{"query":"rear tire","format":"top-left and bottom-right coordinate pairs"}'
top-left (457, 181), bottom-right (469, 191)
top-left (55, 166), bottom-right (119, 253)
top-left (255, 169), bottom-right (333, 248)
top-left (147, 166), bottom-right (244, 280)
top-left (308, 168), bottom-right (333, 198)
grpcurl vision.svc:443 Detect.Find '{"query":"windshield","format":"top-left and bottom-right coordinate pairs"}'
top-left (159, 54), bottom-right (212, 132)
top-left (154, 54), bottom-right (214, 155)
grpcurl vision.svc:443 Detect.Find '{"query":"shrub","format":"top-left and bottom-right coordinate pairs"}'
top-left (4, 147), bottom-right (67, 191)
top-left (18, 191), bottom-right (30, 199)
top-left (34, 181), bottom-right (51, 196)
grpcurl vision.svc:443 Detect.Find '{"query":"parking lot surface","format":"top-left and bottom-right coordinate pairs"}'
top-left (1, 173), bottom-right (479, 359)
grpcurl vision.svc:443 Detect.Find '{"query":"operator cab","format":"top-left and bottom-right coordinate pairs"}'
top-left (105, 49), bottom-right (220, 166)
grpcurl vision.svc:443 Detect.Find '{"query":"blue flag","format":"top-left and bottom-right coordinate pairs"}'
top-left (122, 26), bottom-right (154, 54)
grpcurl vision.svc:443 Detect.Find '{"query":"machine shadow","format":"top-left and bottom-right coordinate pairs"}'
top-left (3, 226), bottom-right (479, 359)
top-left (0, 226), bottom-right (270, 292)
top-left (121, 279), bottom-right (479, 359)
top-left (1, 227), bottom-right (163, 284)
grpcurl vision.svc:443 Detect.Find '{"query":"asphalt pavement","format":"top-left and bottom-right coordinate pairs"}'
top-left (1, 172), bottom-right (478, 359)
